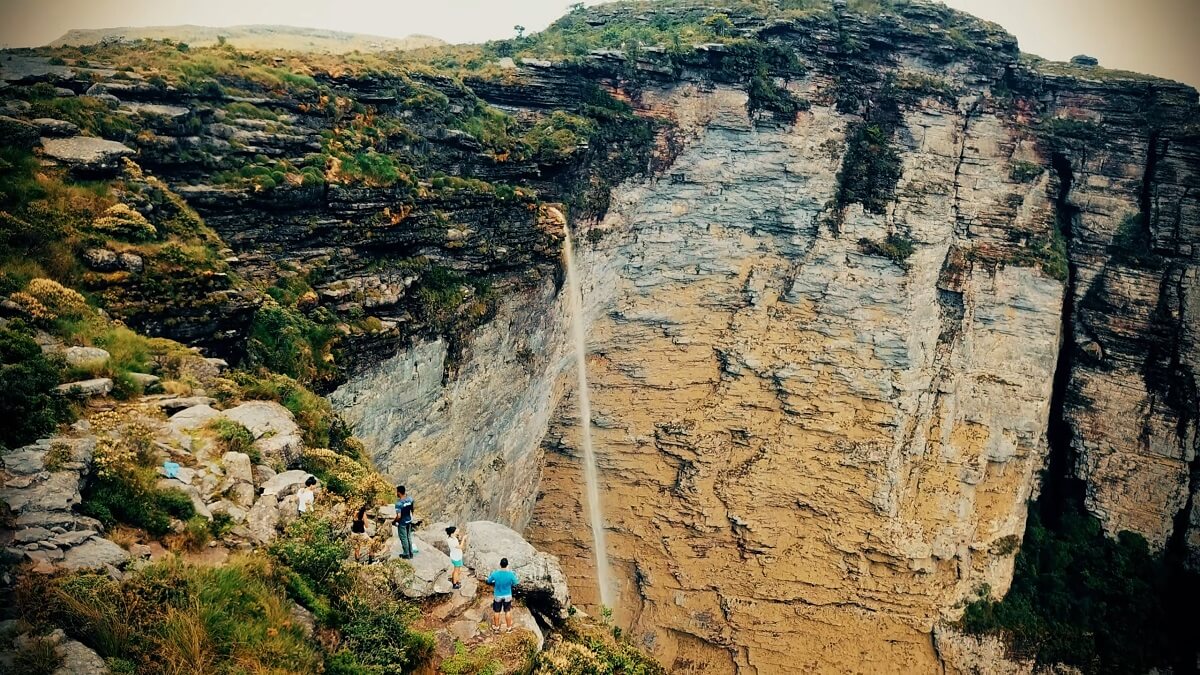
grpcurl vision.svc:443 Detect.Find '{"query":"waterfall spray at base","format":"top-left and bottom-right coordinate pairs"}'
top-left (562, 227), bottom-right (615, 610)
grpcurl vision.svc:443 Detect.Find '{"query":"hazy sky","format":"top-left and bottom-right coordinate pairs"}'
top-left (0, 0), bottom-right (1196, 86)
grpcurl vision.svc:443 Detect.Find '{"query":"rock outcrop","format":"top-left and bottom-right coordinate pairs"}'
top-left (0, 434), bottom-right (122, 573)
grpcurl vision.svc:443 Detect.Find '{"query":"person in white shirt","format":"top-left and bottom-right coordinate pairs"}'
top-left (297, 475), bottom-right (317, 514)
top-left (445, 525), bottom-right (466, 589)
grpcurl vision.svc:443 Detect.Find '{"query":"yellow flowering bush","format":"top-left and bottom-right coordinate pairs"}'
top-left (91, 203), bottom-right (157, 241)
top-left (25, 278), bottom-right (88, 320)
top-left (7, 291), bottom-right (55, 323)
top-left (91, 436), bottom-right (135, 480)
top-left (299, 447), bottom-right (391, 503)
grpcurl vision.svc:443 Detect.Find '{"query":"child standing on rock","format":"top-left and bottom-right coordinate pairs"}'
top-left (445, 525), bottom-right (466, 589)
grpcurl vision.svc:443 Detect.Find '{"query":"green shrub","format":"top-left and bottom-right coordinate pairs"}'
top-left (182, 515), bottom-right (213, 550)
top-left (858, 233), bottom-right (915, 268)
top-left (245, 302), bottom-right (338, 385)
top-left (747, 67), bottom-right (808, 120)
top-left (959, 505), bottom-right (1199, 672)
top-left (109, 370), bottom-right (142, 400)
top-left (835, 123), bottom-right (903, 215)
top-left (0, 321), bottom-right (71, 450)
top-left (1010, 160), bottom-right (1043, 183)
top-left (439, 640), bottom-right (504, 675)
top-left (1108, 211), bottom-right (1163, 268)
top-left (269, 516), bottom-right (352, 595)
top-left (209, 511), bottom-right (236, 539)
top-left (534, 617), bottom-right (666, 674)
top-left (17, 556), bottom-right (321, 671)
top-left (330, 600), bottom-right (435, 674)
top-left (28, 95), bottom-right (136, 140)
top-left (80, 469), bottom-right (195, 537)
top-left (208, 418), bottom-right (255, 456)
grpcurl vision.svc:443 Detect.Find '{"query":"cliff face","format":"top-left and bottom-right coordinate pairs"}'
top-left (529, 87), bottom-right (1064, 673)
top-left (512, 7), bottom-right (1198, 674)
top-left (5, 2), bottom-right (1198, 671)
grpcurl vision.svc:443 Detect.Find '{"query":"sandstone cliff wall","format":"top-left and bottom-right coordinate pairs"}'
top-left (528, 80), bottom-right (1064, 672)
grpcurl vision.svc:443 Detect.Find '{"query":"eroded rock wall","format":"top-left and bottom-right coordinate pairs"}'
top-left (527, 79), bottom-right (1064, 672)
top-left (330, 274), bottom-right (573, 528)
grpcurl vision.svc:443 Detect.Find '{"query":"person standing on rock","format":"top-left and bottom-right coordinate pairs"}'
top-left (487, 557), bottom-right (519, 634)
top-left (298, 475), bottom-right (317, 515)
top-left (393, 485), bottom-right (415, 559)
top-left (445, 525), bottom-right (466, 589)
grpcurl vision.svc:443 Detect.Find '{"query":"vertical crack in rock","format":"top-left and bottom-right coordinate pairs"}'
top-left (1039, 152), bottom-right (1086, 519)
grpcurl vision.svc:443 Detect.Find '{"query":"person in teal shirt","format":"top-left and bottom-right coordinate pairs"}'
top-left (487, 558), bottom-right (519, 634)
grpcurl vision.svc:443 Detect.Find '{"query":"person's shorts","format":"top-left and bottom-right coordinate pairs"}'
top-left (451, 557), bottom-right (464, 568)
top-left (492, 595), bottom-right (513, 612)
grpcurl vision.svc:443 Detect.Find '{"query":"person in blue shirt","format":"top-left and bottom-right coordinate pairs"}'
top-left (486, 557), bottom-right (519, 634)
top-left (392, 485), bottom-right (415, 559)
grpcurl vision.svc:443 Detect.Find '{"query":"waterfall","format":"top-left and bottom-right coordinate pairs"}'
top-left (562, 227), bottom-right (615, 610)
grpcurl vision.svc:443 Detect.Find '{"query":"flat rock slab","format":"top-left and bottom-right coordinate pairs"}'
top-left (0, 55), bottom-right (75, 83)
top-left (151, 395), bottom-right (216, 413)
top-left (122, 102), bottom-right (189, 118)
top-left (40, 136), bottom-right (133, 168)
top-left (1, 472), bottom-right (82, 514)
top-left (33, 117), bottom-right (79, 137)
top-left (2, 448), bottom-right (47, 475)
top-left (59, 537), bottom-right (129, 570)
top-left (168, 404), bottom-right (220, 432)
top-left (54, 378), bottom-right (113, 397)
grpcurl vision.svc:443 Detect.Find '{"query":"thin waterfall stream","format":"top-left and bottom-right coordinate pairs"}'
top-left (562, 227), bottom-right (615, 610)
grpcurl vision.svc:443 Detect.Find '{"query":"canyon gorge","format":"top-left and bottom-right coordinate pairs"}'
top-left (1, 0), bottom-right (1198, 673)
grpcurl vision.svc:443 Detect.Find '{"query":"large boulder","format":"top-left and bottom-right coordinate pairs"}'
top-left (245, 494), bottom-right (281, 544)
top-left (223, 401), bottom-right (300, 439)
top-left (82, 248), bottom-right (120, 271)
top-left (59, 537), bottom-right (129, 570)
top-left (393, 534), bottom-right (453, 598)
top-left (208, 500), bottom-right (248, 524)
top-left (63, 346), bottom-right (110, 367)
top-left (221, 451), bottom-right (254, 484)
top-left (254, 432), bottom-right (303, 466)
top-left (463, 521), bottom-right (571, 619)
top-left (260, 469), bottom-right (311, 498)
top-left (55, 637), bottom-right (109, 675)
